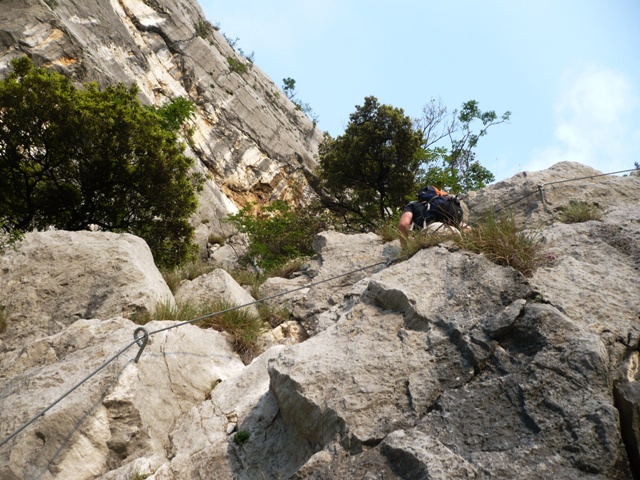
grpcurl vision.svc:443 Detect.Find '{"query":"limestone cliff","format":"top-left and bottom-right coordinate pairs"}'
top-left (0, 0), bottom-right (324, 249)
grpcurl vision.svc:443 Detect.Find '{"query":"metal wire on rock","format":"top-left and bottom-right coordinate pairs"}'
top-left (2, 166), bottom-right (637, 448)
top-left (0, 259), bottom-right (391, 448)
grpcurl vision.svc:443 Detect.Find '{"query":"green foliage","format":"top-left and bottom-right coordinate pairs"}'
top-left (0, 57), bottom-right (202, 268)
top-left (374, 212), bottom-right (402, 242)
top-left (154, 96), bottom-right (195, 133)
top-left (282, 77), bottom-right (296, 99)
top-left (194, 17), bottom-right (214, 39)
top-left (456, 213), bottom-right (545, 276)
top-left (44, 0), bottom-right (59, 9)
top-left (559, 201), bottom-right (602, 223)
top-left (317, 96), bottom-right (423, 231)
top-left (227, 56), bottom-right (249, 75)
top-left (233, 430), bottom-right (251, 446)
top-left (281, 77), bottom-right (319, 124)
top-left (226, 201), bottom-right (327, 271)
top-left (415, 98), bottom-right (509, 193)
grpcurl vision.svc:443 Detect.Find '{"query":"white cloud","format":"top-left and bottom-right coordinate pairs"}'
top-left (526, 65), bottom-right (640, 174)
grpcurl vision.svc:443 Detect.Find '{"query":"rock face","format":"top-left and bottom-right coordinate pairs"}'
top-left (0, 0), bottom-right (324, 251)
top-left (0, 231), bottom-right (173, 346)
top-left (1, 162), bottom-right (639, 479)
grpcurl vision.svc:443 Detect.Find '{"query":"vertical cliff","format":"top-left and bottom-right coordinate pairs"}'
top-left (0, 0), bottom-right (323, 245)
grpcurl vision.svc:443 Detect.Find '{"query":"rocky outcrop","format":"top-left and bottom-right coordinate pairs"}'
top-left (464, 161), bottom-right (640, 225)
top-left (0, 0), bottom-right (324, 252)
top-left (1, 162), bottom-right (639, 479)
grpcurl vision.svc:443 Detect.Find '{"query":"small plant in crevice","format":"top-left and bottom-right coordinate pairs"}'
top-left (205, 378), bottom-right (222, 400)
top-left (44, 0), bottom-right (59, 9)
top-left (133, 298), bottom-right (267, 362)
top-left (160, 260), bottom-right (216, 293)
top-left (194, 17), bottom-right (214, 39)
top-left (455, 212), bottom-right (546, 277)
top-left (233, 430), bottom-right (251, 446)
top-left (0, 304), bottom-right (7, 334)
top-left (398, 228), bottom-right (458, 261)
top-left (207, 233), bottom-right (226, 245)
top-left (558, 200), bottom-right (602, 224)
top-left (227, 57), bottom-right (249, 75)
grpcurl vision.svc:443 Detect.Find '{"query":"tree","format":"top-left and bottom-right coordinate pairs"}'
top-left (415, 98), bottom-right (510, 192)
top-left (316, 96), bottom-right (423, 230)
top-left (0, 56), bottom-right (203, 268)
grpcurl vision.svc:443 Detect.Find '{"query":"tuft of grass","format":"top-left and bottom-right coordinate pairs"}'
top-left (265, 257), bottom-right (305, 280)
top-left (455, 213), bottom-right (546, 277)
top-left (207, 233), bottom-right (226, 245)
top-left (0, 304), bottom-right (7, 334)
top-left (197, 299), bottom-right (267, 360)
top-left (257, 302), bottom-right (290, 329)
top-left (227, 57), bottom-right (249, 75)
top-left (224, 267), bottom-right (266, 299)
top-left (375, 217), bottom-right (401, 242)
top-left (559, 201), bottom-right (602, 224)
top-left (233, 430), bottom-right (250, 446)
top-left (134, 298), bottom-right (267, 361)
top-left (398, 227), bottom-right (458, 261)
top-left (194, 17), bottom-right (214, 39)
top-left (161, 260), bottom-right (216, 293)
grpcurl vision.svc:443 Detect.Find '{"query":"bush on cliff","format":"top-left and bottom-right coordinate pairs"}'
top-left (0, 56), bottom-right (203, 268)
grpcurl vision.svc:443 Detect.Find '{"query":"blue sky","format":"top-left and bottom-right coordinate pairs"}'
top-left (200, 1), bottom-right (640, 183)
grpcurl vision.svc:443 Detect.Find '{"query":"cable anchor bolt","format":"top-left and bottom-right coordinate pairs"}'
top-left (133, 327), bottom-right (149, 363)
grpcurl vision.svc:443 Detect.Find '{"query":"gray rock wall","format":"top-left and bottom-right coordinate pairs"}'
top-left (0, 0), bottom-right (324, 250)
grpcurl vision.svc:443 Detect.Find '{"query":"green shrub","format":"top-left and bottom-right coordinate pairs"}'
top-left (227, 57), bottom-right (249, 75)
top-left (233, 430), bottom-right (251, 446)
top-left (195, 17), bottom-right (214, 39)
top-left (226, 200), bottom-right (328, 271)
top-left (456, 213), bottom-right (545, 276)
top-left (559, 201), bottom-right (602, 223)
top-left (0, 57), bottom-right (202, 269)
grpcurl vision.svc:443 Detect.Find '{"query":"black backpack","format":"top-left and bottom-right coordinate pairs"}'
top-left (416, 186), bottom-right (463, 227)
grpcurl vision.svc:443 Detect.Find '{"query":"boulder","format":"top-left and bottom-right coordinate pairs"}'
top-left (0, 318), bottom-right (244, 480)
top-left (0, 231), bottom-right (173, 346)
top-left (174, 268), bottom-right (259, 317)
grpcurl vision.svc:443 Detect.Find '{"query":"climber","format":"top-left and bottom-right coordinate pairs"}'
top-left (398, 185), bottom-right (467, 247)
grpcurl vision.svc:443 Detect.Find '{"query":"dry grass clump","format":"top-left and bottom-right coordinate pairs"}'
top-left (375, 217), bottom-right (401, 242)
top-left (559, 201), bottom-right (602, 224)
top-left (0, 304), bottom-right (7, 333)
top-left (397, 213), bottom-right (547, 276)
top-left (161, 260), bottom-right (216, 293)
top-left (133, 298), bottom-right (268, 362)
top-left (456, 213), bottom-right (546, 276)
top-left (398, 227), bottom-right (459, 261)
